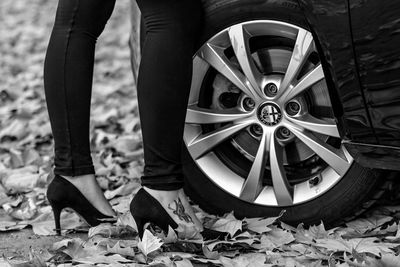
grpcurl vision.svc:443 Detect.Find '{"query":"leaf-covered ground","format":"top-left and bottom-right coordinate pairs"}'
top-left (1, 0), bottom-right (400, 266)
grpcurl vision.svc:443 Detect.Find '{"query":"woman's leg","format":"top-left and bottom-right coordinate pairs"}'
top-left (135, 0), bottom-right (203, 229)
top-left (136, 0), bottom-right (203, 191)
top-left (44, 0), bottom-right (116, 216)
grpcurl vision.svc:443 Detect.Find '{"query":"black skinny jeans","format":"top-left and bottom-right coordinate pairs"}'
top-left (44, 0), bottom-right (202, 190)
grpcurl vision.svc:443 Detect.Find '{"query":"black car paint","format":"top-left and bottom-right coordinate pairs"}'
top-left (349, 0), bottom-right (400, 147)
top-left (297, 0), bottom-right (400, 170)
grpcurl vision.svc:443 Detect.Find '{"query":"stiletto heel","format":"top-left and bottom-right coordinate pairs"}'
top-left (133, 217), bottom-right (145, 239)
top-left (51, 203), bottom-right (62, 235)
top-left (46, 175), bottom-right (116, 234)
top-left (130, 188), bottom-right (226, 240)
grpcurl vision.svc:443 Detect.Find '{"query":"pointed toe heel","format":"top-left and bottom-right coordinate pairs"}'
top-left (46, 175), bottom-right (116, 235)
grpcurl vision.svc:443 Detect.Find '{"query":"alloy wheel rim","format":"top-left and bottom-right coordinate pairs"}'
top-left (184, 20), bottom-right (353, 206)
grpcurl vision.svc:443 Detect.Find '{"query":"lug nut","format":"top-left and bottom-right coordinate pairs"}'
top-left (264, 83), bottom-right (278, 96)
top-left (251, 125), bottom-right (263, 136)
top-left (286, 101), bottom-right (301, 116)
top-left (243, 97), bottom-right (255, 111)
top-left (309, 176), bottom-right (322, 186)
top-left (278, 127), bottom-right (291, 139)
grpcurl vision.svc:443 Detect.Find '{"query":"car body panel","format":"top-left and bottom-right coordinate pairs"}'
top-left (297, 0), bottom-right (400, 170)
top-left (296, 0), bottom-right (377, 144)
top-left (349, 0), bottom-right (400, 147)
top-left (344, 141), bottom-right (400, 171)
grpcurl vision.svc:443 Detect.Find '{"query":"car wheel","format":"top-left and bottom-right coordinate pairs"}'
top-left (182, 0), bottom-right (390, 227)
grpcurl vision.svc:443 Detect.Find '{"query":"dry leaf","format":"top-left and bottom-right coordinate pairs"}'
top-left (137, 229), bottom-right (163, 256)
top-left (117, 211), bottom-right (138, 232)
top-left (219, 253), bottom-right (267, 267)
top-left (107, 241), bottom-right (135, 257)
top-left (0, 221), bottom-right (27, 231)
top-left (104, 181), bottom-right (140, 200)
top-left (202, 245), bottom-right (220, 260)
top-left (346, 215), bottom-right (393, 234)
top-left (74, 253), bottom-right (132, 265)
top-left (164, 226), bottom-right (178, 244)
top-left (254, 227), bottom-right (295, 251)
top-left (315, 237), bottom-right (396, 256)
top-left (244, 210), bottom-right (285, 234)
top-left (210, 212), bottom-right (242, 237)
top-left (2, 172), bottom-right (41, 193)
top-left (174, 258), bottom-right (194, 267)
top-left (175, 223), bottom-right (203, 240)
top-left (88, 223), bottom-right (135, 239)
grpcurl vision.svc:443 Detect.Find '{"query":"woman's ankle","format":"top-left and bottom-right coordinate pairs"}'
top-left (142, 187), bottom-right (179, 202)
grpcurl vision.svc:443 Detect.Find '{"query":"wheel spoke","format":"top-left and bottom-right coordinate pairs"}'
top-left (228, 24), bottom-right (264, 98)
top-left (187, 120), bottom-right (252, 159)
top-left (286, 114), bottom-right (340, 138)
top-left (240, 131), bottom-right (270, 202)
top-left (289, 126), bottom-right (350, 176)
top-left (270, 134), bottom-right (294, 206)
top-left (278, 29), bottom-right (314, 94)
top-left (281, 64), bottom-right (324, 101)
top-left (186, 105), bottom-right (250, 124)
top-left (197, 43), bottom-right (258, 98)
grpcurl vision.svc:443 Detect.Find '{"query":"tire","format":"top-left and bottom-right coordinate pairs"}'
top-left (181, 0), bottom-right (390, 227)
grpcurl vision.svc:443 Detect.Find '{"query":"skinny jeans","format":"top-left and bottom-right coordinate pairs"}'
top-left (44, 0), bottom-right (203, 190)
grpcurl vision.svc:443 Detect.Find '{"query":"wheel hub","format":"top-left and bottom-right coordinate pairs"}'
top-left (257, 102), bottom-right (282, 126)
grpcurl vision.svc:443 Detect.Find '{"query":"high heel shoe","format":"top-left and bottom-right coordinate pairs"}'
top-left (46, 175), bottom-right (117, 235)
top-left (130, 188), bottom-right (226, 240)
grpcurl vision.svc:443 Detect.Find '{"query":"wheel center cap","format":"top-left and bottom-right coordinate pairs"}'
top-left (258, 103), bottom-right (282, 126)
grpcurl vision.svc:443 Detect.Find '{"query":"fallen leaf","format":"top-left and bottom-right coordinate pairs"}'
top-left (346, 215), bottom-right (393, 234)
top-left (27, 209), bottom-right (85, 235)
top-left (117, 211), bottom-right (137, 232)
top-left (0, 221), bottom-right (27, 231)
top-left (202, 245), bottom-right (220, 260)
top-left (174, 258), bottom-right (194, 267)
top-left (206, 237), bottom-right (255, 251)
top-left (385, 223), bottom-right (400, 242)
top-left (2, 172), bottom-right (41, 193)
top-left (107, 241), bottom-right (135, 257)
top-left (104, 181), bottom-right (140, 200)
top-left (244, 210), bottom-right (285, 234)
top-left (210, 212), bottom-right (242, 237)
top-left (137, 229), bottom-right (163, 256)
top-left (219, 253), bottom-right (267, 267)
top-left (0, 119), bottom-right (28, 141)
top-left (0, 258), bottom-right (12, 267)
top-left (254, 228), bottom-right (295, 251)
top-left (74, 253), bottom-right (132, 265)
top-left (175, 224), bottom-right (203, 241)
top-left (88, 223), bottom-right (135, 239)
top-left (164, 226), bottom-right (178, 244)
top-left (316, 237), bottom-right (396, 256)
top-left (380, 254), bottom-right (400, 267)
top-left (111, 135), bottom-right (142, 155)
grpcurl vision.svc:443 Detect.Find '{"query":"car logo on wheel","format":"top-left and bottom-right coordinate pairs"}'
top-left (258, 103), bottom-right (282, 126)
